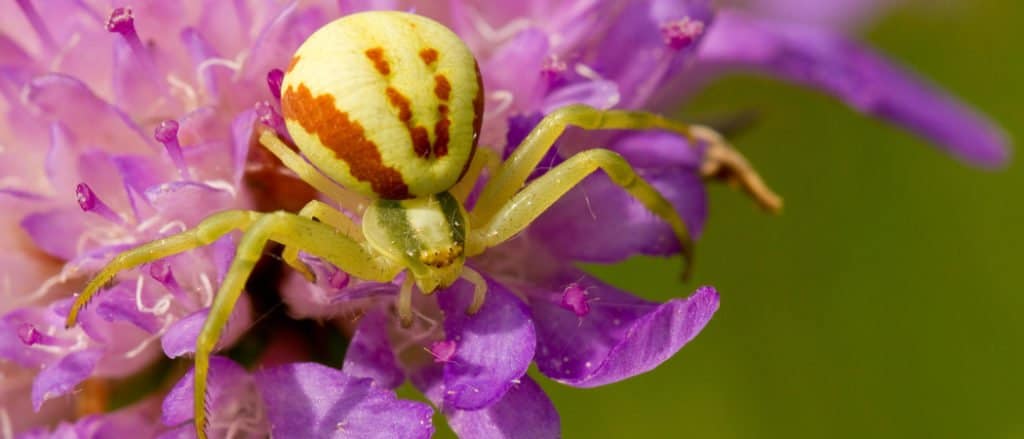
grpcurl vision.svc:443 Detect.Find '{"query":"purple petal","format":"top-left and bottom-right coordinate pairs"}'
top-left (748, 0), bottom-right (891, 31)
top-left (241, 4), bottom-right (328, 82)
top-left (0, 33), bottom-right (33, 68)
top-left (144, 180), bottom-right (236, 225)
top-left (24, 74), bottom-right (151, 153)
top-left (92, 284), bottom-right (162, 334)
top-left (541, 79), bottom-right (621, 112)
top-left (447, 375), bottom-right (560, 439)
top-left (611, 130), bottom-right (704, 169)
top-left (161, 298), bottom-right (252, 358)
top-left (20, 208), bottom-right (90, 261)
top-left (342, 310), bottom-right (404, 389)
top-left (529, 166), bottom-right (707, 262)
top-left (255, 362), bottom-right (434, 439)
top-left (161, 356), bottom-right (254, 427)
top-left (697, 10), bottom-right (1009, 167)
top-left (590, 0), bottom-right (714, 108)
top-left (111, 154), bottom-right (171, 201)
top-left (230, 109), bottom-right (257, 186)
top-left (483, 28), bottom-right (548, 111)
top-left (530, 267), bottom-right (718, 387)
top-left (437, 276), bottom-right (536, 410)
top-left (31, 348), bottom-right (104, 410)
top-left (0, 307), bottom-right (65, 367)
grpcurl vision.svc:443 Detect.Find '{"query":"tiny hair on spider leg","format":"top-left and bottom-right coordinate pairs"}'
top-left (64, 10), bottom-right (778, 439)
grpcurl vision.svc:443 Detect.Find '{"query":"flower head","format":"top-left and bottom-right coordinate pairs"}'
top-left (0, 0), bottom-right (1007, 437)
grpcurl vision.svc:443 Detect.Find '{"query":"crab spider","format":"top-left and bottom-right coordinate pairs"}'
top-left (65, 11), bottom-right (779, 439)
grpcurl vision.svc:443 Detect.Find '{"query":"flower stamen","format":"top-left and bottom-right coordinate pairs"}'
top-left (266, 69), bottom-right (284, 102)
top-left (660, 17), bottom-right (705, 51)
top-left (149, 260), bottom-right (187, 300)
top-left (106, 7), bottom-right (149, 62)
top-left (255, 101), bottom-right (289, 139)
top-left (541, 55), bottom-right (568, 84)
top-left (76, 183), bottom-right (128, 226)
top-left (154, 120), bottom-right (192, 180)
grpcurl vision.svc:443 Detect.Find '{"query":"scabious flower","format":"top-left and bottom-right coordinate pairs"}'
top-left (0, 1), bottom-right (1006, 438)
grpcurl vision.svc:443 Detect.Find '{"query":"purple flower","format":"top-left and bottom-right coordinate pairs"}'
top-left (0, 0), bottom-right (1007, 438)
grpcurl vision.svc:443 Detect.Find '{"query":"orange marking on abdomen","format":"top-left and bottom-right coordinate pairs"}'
top-left (434, 75), bottom-right (451, 101)
top-left (434, 104), bottom-right (450, 158)
top-left (419, 48), bottom-right (438, 65)
top-left (365, 47), bottom-right (391, 75)
top-left (282, 83), bottom-right (410, 199)
top-left (385, 87), bottom-right (413, 122)
top-left (386, 87), bottom-right (431, 158)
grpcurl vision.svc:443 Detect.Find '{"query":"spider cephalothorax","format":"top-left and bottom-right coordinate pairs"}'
top-left (65, 11), bottom-right (777, 439)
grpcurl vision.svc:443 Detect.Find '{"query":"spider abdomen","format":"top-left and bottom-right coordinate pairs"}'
top-left (281, 11), bottom-right (483, 200)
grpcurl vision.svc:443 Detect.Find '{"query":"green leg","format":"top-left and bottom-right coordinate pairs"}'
top-left (281, 200), bottom-right (364, 281)
top-left (460, 266), bottom-right (487, 315)
top-left (467, 148), bottom-right (695, 279)
top-left (258, 130), bottom-right (369, 212)
top-left (65, 210), bottom-right (260, 328)
top-left (193, 211), bottom-right (400, 438)
top-left (450, 146), bottom-right (499, 203)
top-left (470, 104), bottom-right (781, 225)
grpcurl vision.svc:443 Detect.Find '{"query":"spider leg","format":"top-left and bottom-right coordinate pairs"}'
top-left (258, 130), bottom-right (369, 212)
top-left (193, 211), bottom-right (400, 439)
top-left (471, 104), bottom-right (780, 225)
top-left (65, 210), bottom-right (260, 328)
top-left (281, 199), bottom-right (363, 281)
top-left (449, 146), bottom-right (499, 203)
top-left (467, 148), bottom-right (696, 279)
top-left (460, 266), bottom-right (487, 315)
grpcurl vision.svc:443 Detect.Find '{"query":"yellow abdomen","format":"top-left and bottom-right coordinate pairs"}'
top-left (281, 11), bottom-right (483, 200)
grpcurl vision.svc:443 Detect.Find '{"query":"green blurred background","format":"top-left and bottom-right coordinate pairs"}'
top-left (548, 1), bottom-right (1022, 437)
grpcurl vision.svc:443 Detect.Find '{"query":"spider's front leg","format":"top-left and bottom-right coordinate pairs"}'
top-left (467, 148), bottom-right (696, 277)
top-left (258, 130), bottom-right (369, 212)
top-left (65, 210), bottom-right (261, 327)
top-left (471, 104), bottom-right (781, 225)
top-left (191, 212), bottom-right (400, 438)
top-left (280, 199), bottom-right (363, 281)
top-left (467, 104), bottom-right (782, 277)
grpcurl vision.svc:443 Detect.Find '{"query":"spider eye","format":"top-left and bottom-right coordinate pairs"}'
top-left (279, 11), bottom-right (484, 200)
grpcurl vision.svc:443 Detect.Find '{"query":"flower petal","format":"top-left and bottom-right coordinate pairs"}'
top-left (530, 267), bottom-right (718, 387)
top-left (747, 0), bottom-right (890, 31)
top-left (437, 277), bottom-right (536, 410)
top-left (255, 362), bottom-right (434, 439)
top-left (24, 74), bottom-right (152, 154)
top-left (342, 310), bottom-right (404, 389)
top-left (31, 348), bottom-right (103, 411)
top-left (160, 298), bottom-right (252, 358)
top-left (20, 208), bottom-right (90, 261)
top-left (161, 355), bottom-right (252, 426)
top-left (446, 375), bottom-right (560, 439)
top-left (590, 0), bottom-right (714, 108)
top-left (697, 10), bottom-right (1009, 167)
top-left (529, 166), bottom-right (707, 262)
